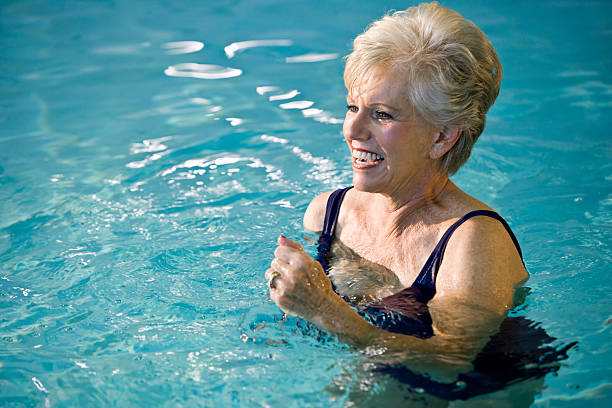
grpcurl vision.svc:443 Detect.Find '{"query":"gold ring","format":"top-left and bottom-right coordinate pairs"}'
top-left (268, 271), bottom-right (281, 289)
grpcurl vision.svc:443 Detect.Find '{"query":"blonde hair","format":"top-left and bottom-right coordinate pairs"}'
top-left (344, 2), bottom-right (502, 174)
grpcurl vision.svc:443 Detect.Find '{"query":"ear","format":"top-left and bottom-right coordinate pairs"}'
top-left (429, 128), bottom-right (461, 160)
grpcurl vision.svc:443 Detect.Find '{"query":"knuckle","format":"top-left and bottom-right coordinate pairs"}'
top-left (293, 258), bottom-right (305, 269)
top-left (275, 245), bottom-right (288, 256)
top-left (286, 280), bottom-right (295, 291)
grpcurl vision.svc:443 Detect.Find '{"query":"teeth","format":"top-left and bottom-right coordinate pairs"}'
top-left (352, 150), bottom-right (383, 161)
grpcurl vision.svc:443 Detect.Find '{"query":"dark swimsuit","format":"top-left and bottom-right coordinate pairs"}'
top-left (315, 186), bottom-right (575, 399)
top-left (316, 186), bottom-right (524, 338)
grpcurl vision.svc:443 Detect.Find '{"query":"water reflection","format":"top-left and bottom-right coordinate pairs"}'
top-left (260, 134), bottom-right (288, 144)
top-left (302, 108), bottom-right (344, 124)
top-left (562, 80), bottom-right (612, 108)
top-left (255, 84), bottom-right (343, 124)
top-left (161, 41), bottom-right (204, 55)
top-left (91, 42), bottom-right (151, 55)
top-left (286, 53), bottom-right (339, 63)
top-left (164, 63), bottom-right (242, 79)
top-left (256, 86), bottom-right (280, 95)
top-left (225, 117), bottom-right (243, 126)
top-left (279, 100), bottom-right (314, 109)
top-left (224, 39), bottom-right (292, 59)
top-left (268, 90), bottom-right (300, 101)
top-left (130, 136), bottom-right (172, 154)
top-left (558, 70), bottom-right (599, 78)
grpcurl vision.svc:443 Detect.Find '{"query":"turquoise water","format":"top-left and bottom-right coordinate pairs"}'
top-left (1, 0), bottom-right (611, 406)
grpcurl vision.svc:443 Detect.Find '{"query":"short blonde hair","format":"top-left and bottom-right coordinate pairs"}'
top-left (344, 2), bottom-right (502, 174)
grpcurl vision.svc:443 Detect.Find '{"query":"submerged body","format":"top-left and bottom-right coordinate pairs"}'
top-left (266, 2), bottom-right (529, 379)
top-left (314, 187), bottom-right (572, 400)
top-left (317, 186), bottom-right (525, 339)
top-left (296, 177), bottom-right (526, 377)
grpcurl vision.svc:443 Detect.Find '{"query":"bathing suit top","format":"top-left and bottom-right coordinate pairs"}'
top-left (316, 186), bottom-right (524, 338)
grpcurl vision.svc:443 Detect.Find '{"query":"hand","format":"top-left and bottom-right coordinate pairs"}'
top-left (266, 235), bottom-right (335, 321)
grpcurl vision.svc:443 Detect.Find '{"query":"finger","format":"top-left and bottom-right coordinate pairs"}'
top-left (265, 268), bottom-right (276, 281)
top-left (273, 244), bottom-right (308, 265)
top-left (273, 245), bottom-right (295, 264)
top-left (270, 257), bottom-right (292, 275)
top-left (278, 235), bottom-right (302, 250)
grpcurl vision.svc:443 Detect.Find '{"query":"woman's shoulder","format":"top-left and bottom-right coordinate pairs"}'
top-left (434, 205), bottom-right (528, 304)
top-left (443, 192), bottom-right (513, 245)
top-left (303, 190), bottom-right (335, 232)
top-left (432, 187), bottom-right (528, 292)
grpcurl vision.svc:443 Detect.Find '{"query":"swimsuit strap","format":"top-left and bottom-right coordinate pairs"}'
top-left (413, 210), bottom-right (525, 296)
top-left (316, 187), bottom-right (352, 285)
top-left (322, 187), bottom-right (353, 238)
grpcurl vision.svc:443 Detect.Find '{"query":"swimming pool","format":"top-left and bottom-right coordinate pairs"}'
top-left (1, 0), bottom-right (611, 406)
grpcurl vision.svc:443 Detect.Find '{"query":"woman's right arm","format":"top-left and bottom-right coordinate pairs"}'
top-left (303, 191), bottom-right (334, 232)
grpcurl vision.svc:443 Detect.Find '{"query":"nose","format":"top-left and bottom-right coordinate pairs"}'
top-left (343, 108), bottom-right (370, 143)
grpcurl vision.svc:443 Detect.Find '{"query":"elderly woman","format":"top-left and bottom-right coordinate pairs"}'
top-left (265, 3), bottom-right (527, 376)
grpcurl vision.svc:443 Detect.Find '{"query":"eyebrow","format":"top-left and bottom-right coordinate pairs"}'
top-left (346, 98), bottom-right (401, 113)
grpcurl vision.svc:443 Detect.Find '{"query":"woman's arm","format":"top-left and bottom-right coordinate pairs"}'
top-left (266, 215), bottom-right (527, 379)
top-left (303, 190), bottom-right (333, 232)
top-left (266, 236), bottom-right (473, 378)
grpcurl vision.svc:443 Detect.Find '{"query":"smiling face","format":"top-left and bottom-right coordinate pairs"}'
top-left (343, 68), bottom-right (440, 197)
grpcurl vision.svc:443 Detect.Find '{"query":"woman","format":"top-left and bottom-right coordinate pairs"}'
top-left (265, 2), bottom-right (527, 378)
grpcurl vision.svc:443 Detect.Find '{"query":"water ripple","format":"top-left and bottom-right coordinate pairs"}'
top-left (225, 117), bottom-right (243, 126)
top-left (285, 53), bottom-right (339, 63)
top-left (224, 39), bottom-right (292, 59)
top-left (255, 84), bottom-right (343, 124)
top-left (161, 41), bottom-right (204, 55)
top-left (256, 86), bottom-right (280, 96)
top-left (279, 100), bottom-right (314, 110)
top-left (268, 90), bottom-right (300, 101)
top-left (164, 63), bottom-right (242, 80)
top-left (558, 70), bottom-right (599, 78)
top-left (91, 42), bottom-right (150, 55)
top-left (562, 80), bottom-right (612, 108)
top-left (130, 136), bottom-right (172, 155)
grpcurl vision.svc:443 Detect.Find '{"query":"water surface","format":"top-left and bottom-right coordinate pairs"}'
top-left (1, 0), bottom-right (611, 406)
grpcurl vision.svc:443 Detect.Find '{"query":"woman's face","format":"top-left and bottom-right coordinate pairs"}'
top-left (343, 68), bottom-right (439, 196)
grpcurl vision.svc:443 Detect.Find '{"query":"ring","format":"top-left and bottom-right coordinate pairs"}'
top-left (268, 270), bottom-right (281, 289)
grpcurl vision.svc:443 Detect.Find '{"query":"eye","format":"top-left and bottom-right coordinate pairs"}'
top-left (375, 110), bottom-right (393, 120)
top-left (346, 104), bottom-right (358, 113)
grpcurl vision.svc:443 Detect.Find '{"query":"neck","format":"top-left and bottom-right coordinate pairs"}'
top-left (379, 169), bottom-right (450, 210)
top-left (370, 171), bottom-right (452, 235)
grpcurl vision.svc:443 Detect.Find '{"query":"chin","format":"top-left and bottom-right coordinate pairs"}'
top-left (352, 174), bottom-right (385, 194)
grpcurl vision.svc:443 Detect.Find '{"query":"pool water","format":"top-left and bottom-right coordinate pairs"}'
top-left (1, 0), bottom-right (611, 406)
